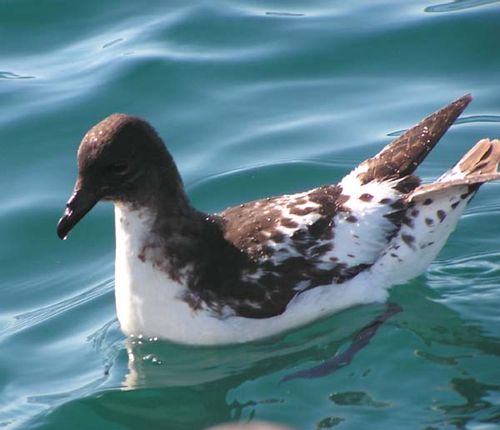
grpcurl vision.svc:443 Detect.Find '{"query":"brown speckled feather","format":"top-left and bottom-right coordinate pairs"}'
top-left (358, 94), bottom-right (472, 184)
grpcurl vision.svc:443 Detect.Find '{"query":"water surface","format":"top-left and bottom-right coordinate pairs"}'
top-left (1, 1), bottom-right (500, 429)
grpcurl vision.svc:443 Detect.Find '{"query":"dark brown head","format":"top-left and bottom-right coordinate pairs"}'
top-left (57, 114), bottom-right (185, 239)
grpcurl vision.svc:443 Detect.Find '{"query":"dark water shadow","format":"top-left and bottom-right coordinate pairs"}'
top-left (281, 303), bottom-right (402, 382)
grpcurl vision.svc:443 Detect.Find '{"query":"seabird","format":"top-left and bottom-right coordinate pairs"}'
top-left (57, 94), bottom-right (500, 345)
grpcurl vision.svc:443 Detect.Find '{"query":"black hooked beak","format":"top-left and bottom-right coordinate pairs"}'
top-left (57, 185), bottom-right (99, 240)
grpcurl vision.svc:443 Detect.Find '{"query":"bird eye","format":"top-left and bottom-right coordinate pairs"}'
top-left (107, 162), bottom-right (129, 175)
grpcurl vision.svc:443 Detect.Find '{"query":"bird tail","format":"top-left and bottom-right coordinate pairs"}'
top-left (409, 138), bottom-right (500, 202)
top-left (370, 138), bottom-right (500, 287)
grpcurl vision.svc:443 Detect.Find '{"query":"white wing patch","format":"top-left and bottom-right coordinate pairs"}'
top-left (320, 167), bottom-right (405, 269)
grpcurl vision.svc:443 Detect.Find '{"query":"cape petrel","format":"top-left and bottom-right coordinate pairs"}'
top-left (57, 94), bottom-right (500, 344)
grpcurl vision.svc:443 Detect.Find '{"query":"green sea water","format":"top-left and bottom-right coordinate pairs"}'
top-left (1, 1), bottom-right (500, 429)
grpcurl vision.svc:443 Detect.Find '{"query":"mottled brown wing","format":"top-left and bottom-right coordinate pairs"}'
top-left (219, 185), bottom-right (343, 261)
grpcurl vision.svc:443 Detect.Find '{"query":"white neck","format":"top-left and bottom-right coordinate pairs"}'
top-left (113, 203), bottom-right (190, 338)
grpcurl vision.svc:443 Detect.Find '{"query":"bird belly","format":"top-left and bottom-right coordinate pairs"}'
top-left (114, 258), bottom-right (388, 345)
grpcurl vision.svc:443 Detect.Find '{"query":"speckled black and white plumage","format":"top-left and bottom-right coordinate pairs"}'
top-left (57, 94), bottom-right (500, 344)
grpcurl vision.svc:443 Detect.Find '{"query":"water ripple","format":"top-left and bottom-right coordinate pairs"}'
top-left (425, 0), bottom-right (500, 13)
top-left (2, 1), bottom-right (500, 429)
top-left (0, 71), bottom-right (35, 80)
top-left (456, 114), bottom-right (500, 124)
top-left (0, 278), bottom-right (113, 338)
top-left (265, 11), bottom-right (305, 17)
top-left (387, 115), bottom-right (500, 137)
top-left (431, 250), bottom-right (500, 273)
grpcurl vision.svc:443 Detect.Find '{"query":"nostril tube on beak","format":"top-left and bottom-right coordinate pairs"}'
top-left (57, 187), bottom-right (99, 240)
